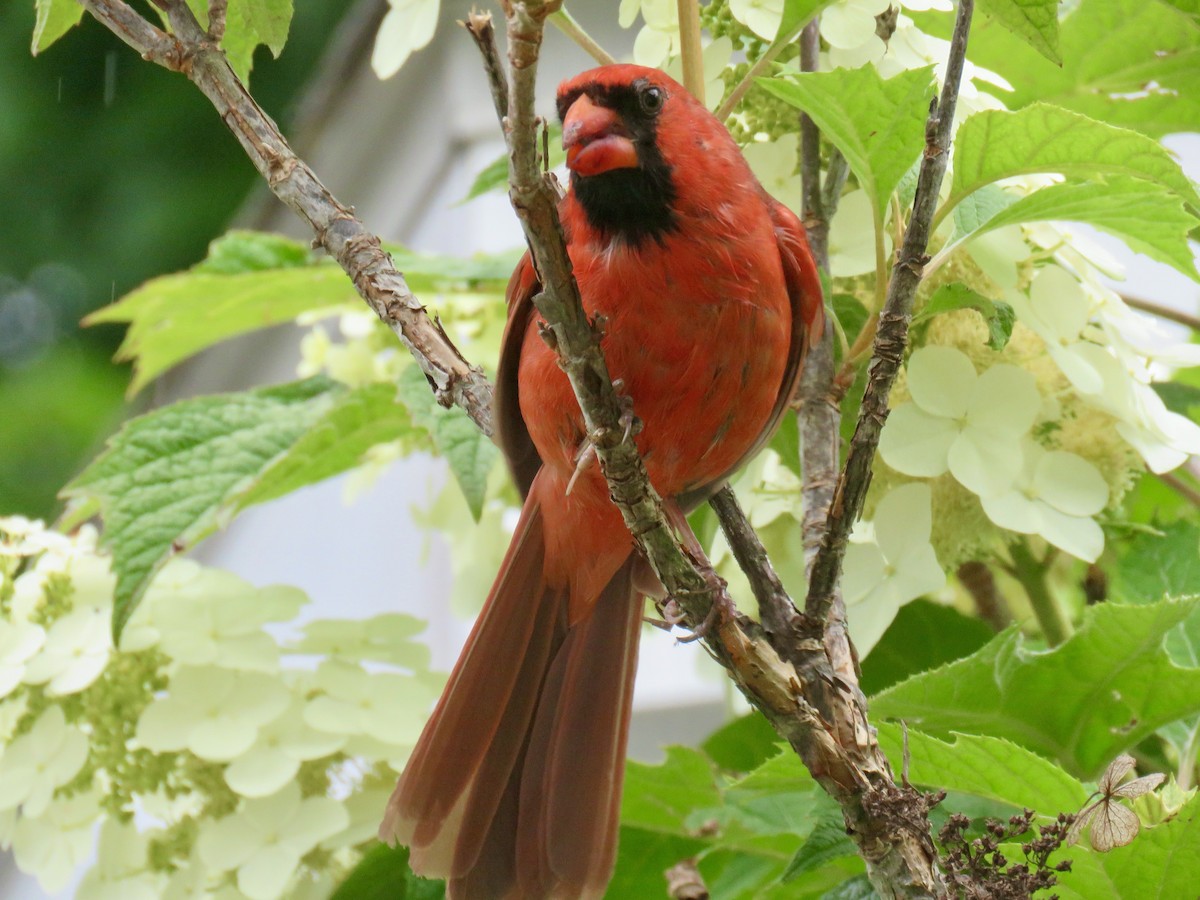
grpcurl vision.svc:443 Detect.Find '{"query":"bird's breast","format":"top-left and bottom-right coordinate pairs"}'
top-left (518, 212), bottom-right (792, 502)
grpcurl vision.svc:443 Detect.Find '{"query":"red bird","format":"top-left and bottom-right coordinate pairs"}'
top-left (381, 65), bottom-right (823, 898)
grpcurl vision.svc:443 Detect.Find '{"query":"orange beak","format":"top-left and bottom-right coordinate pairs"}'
top-left (562, 94), bottom-right (639, 177)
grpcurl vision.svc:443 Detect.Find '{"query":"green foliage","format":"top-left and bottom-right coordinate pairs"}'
top-left (396, 365), bottom-right (500, 521)
top-left (912, 283), bottom-right (1015, 351)
top-left (31, 0), bottom-right (82, 54)
top-left (948, 104), bottom-right (1200, 215)
top-left (977, 0), bottom-right (1060, 62)
top-left (872, 599), bottom-right (1200, 777)
top-left (330, 843), bottom-right (446, 900)
top-left (464, 125), bottom-right (564, 200)
top-left (64, 377), bottom-right (420, 638)
top-left (88, 231), bottom-right (516, 395)
top-left (860, 600), bottom-right (995, 696)
top-left (757, 66), bottom-right (935, 223)
top-left (1112, 520), bottom-right (1200, 603)
top-left (182, 0), bottom-right (295, 82)
top-left (957, 177), bottom-right (1200, 281)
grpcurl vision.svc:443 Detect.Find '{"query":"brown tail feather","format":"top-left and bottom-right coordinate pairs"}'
top-left (381, 482), bottom-right (642, 900)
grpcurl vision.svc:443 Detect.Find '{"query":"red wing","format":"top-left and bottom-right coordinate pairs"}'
top-left (676, 195), bottom-right (825, 509)
top-left (495, 250), bottom-right (543, 499)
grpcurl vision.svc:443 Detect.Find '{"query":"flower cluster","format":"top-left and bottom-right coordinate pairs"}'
top-left (0, 517), bottom-right (439, 898)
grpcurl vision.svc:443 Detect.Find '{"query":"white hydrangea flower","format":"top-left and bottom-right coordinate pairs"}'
top-left (303, 660), bottom-right (436, 747)
top-left (981, 441), bottom-right (1109, 562)
top-left (843, 483), bottom-right (946, 653)
top-left (1093, 287), bottom-right (1200, 370)
top-left (224, 699), bottom-right (346, 798)
top-left (371, 0), bottom-right (439, 80)
top-left (742, 134), bottom-right (804, 220)
top-left (730, 0), bottom-right (784, 39)
top-left (77, 820), bottom-right (163, 900)
top-left (196, 783), bottom-right (349, 900)
top-left (8, 790), bottom-right (101, 893)
top-left (1006, 265), bottom-right (1106, 395)
top-left (0, 619), bottom-right (45, 698)
top-left (0, 706), bottom-right (90, 817)
top-left (137, 666), bottom-right (291, 762)
top-left (629, 0), bottom-right (679, 66)
top-left (821, 0), bottom-right (892, 51)
top-left (0, 516), bottom-right (73, 558)
top-left (136, 560), bottom-right (307, 668)
top-left (1025, 221), bottom-right (1126, 281)
top-left (286, 613), bottom-right (430, 669)
top-left (326, 783), bottom-right (395, 847)
top-left (879, 346), bottom-right (1042, 498)
top-left (22, 603), bottom-right (112, 695)
top-left (829, 189), bottom-right (888, 276)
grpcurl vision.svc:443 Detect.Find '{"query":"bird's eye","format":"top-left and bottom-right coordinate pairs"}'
top-left (638, 85), bottom-right (665, 115)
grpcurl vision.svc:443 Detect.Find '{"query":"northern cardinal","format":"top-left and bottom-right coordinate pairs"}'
top-left (381, 64), bottom-right (823, 898)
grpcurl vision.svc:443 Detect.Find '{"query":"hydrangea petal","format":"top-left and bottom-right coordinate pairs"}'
top-left (1030, 266), bottom-right (1089, 340)
top-left (879, 404), bottom-right (957, 477)
top-left (1035, 504), bottom-right (1105, 562)
top-left (189, 716), bottom-right (258, 762)
top-left (197, 816), bottom-right (259, 871)
top-left (893, 543), bottom-right (947, 601)
top-left (981, 491), bottom-right (1040, 534)
top-left (1033, 451), bottom-right (1108, 517)
top-left (842, 543), bottom-right (887, 605)
top-left (907, 346), bottom-right (975, 419)
top-left (236, 845), bottom-right (298, 900)
top-left (845, 581), bottom-right (904, 653)
top-left (947, 432), bottom-right (1023, 498)
top-left (873, 483), bottom-right (934, 560)
top-left (283, 796), bottom-right (350, 852)
top-left (1047, 345), bottom-right (1105, 396)
top-left (966, 365), bottom-right (1040, 437)
top-left (224, 746), bottom-right (300, 799)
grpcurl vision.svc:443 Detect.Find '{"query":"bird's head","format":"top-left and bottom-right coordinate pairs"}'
top-left (556, 65), bottom-right (738, 246)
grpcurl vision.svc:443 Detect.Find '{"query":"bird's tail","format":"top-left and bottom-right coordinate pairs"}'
top-left (381, 469), bottom-right (642, 899)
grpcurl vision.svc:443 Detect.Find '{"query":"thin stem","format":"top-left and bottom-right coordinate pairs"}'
top-left (1121, 294), bottom-right (1200, 332)
top-left (957, 561), bottom-right (1011, 632)
top-left (715, 20), bottom-right (809, 121)
top-left (676, 0), bottom-right (706, 103)
top-left (872, 212), bottom-right (887, 311)
top-left (549, 8), bottom-right (616, 65)
top-left (1009, 541), bottom-right (1072, 646)
top-left (1158, 470), bottom-right (1200, 507)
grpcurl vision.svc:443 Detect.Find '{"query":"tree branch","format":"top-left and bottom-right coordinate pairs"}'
top-left (78, 0), bottom-right (496, 436)
top-left (806, 0), bottom-right (976, 628)
top-left (1120, 293), bottom-right (1200, 332)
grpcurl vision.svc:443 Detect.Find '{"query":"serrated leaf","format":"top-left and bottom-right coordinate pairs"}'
top-left (774, 0), bottom-right (839, 44)
top-left (871, 598), bottom-right (1200, 777)
top-left (220, 0), bottom-right (295, 82)
top-left (396, 365), bottom-right (498, 520)
top-left (63, 377), bottom-right (342, 638)
top-left (608, 827), bottom-right (709, 899)
top-left (702, 713), bottom-right (782, 774)
top-left (1112, 520), bottom-right (1200, 603)
top-left (876, 724), bottom-right (1090, 816)
top-left (1054, 795), bottom-right (1200, 898)
top-left (88, 230), bottom-right (516, 395)
top-left (949, 105), bottom-right (1200, 215)
top-left (963, 177), bottom-right (1200, 281)
top-left (912, 283), bottom-right (1015, 350)
top-left (820, 874), bottom-right (877, 899)
top-left (32, 0), bottom-right (83, 54)
top-left (978, 0), bottom-right (1061, 62)
top-left (331, 842), bottom-right (445, 899)
top-left (621, 746), bottom-right (722, 834)
top-left (757, 66), bottom-right (935, 222)
top-left (860, 599), bottom-right (995, 695)
top-left (782, 810), bottom-right (856, 882)
top-left (237, 383), bottom-right (415, 507)
top-left (952, 185), bottom-right (1018, 238)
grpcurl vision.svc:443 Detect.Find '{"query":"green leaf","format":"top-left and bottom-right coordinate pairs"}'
top-left (723, 751), bottom-right (823, 836)
top-left (32, 0), bottom-right (83, 54)
top-left (219, 0), bottom-right (295, 82)
top-left (830, 294), bottom-right (870, 363)
top-left (464, 125), bottom-right (565, 201)
top-left (397, 366), bottom-right (499, 521)
top-left (331, 842), bottom-right (445, 899)
top-left (88, 230), bottom-right (515, 395)
top-left (621, 746), bottom-right (722, 834)
top-left (956, 0), bottom-right (1200, 138)
top-left (1054, 795), bottom-right (1200, 899)
top-left (1153, 382), bottom-right (1200, 418)
top-left (702, 713), bottom-right (784, 775)
top-left (820, 874), bottom-right (877, 899)
top-left (962, 177), bottom-right (1200, 281)
top-left (1112, 520), bottom-right (1200, 603)
top-left (775, 0), bottom-right (839, 43)
top-left (876, 725), bottom-right (1090, 816)
top-left (978, 0), bottom-right (1061, 62)
top-left (871, 598), bottom-right (1200, 777)
top-left (782, 810), bottom-right (856, 882)
top-left (860, 599), bottom-right (995, 695)
top-left (237, 382), bottom-right (415, 507)
top-left (949, 105), bottom-right (1200, 216)
top-left (1158, 0), bottom-right (1200, 22)
top-left (757, 66), bottom-right (935, 221)
top-left (768, 412), bottom-right (802, 480)
top-left (63, 377), bottom-right (343, 638)
top-left (608, 827), bottom-right (709, 899)
top-left (912, 283), bottom-right (1015, 351)
top-left (952, 185), bottom-right (1018, 238)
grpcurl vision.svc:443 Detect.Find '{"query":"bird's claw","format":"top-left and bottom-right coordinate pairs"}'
top-left (564, 440), bottom-right (597, 496)
top-left (659, 595), bottom-right (724, 644)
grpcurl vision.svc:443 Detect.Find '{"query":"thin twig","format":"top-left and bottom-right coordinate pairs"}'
top-left (676, 0), bottom-right (705, 104)
top-left (549, 8), bottom-right (616, 65)
top-left (77, 0), bottom-right (495, 435)
top-left (715, 17), bottom-right (810, 121)
top-left (710, 487), bottom-right (795, 641)
top-left (806, 0), bottom-right (977, 628)
top-left (462, 13), bottom-right (509, 126)
top-left (1121, 293), bottom-right (1200, 332)
top-left (207, 0), bottom-right (227, 42)
top-left (1158, 470), bottom-right (1200, 507)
